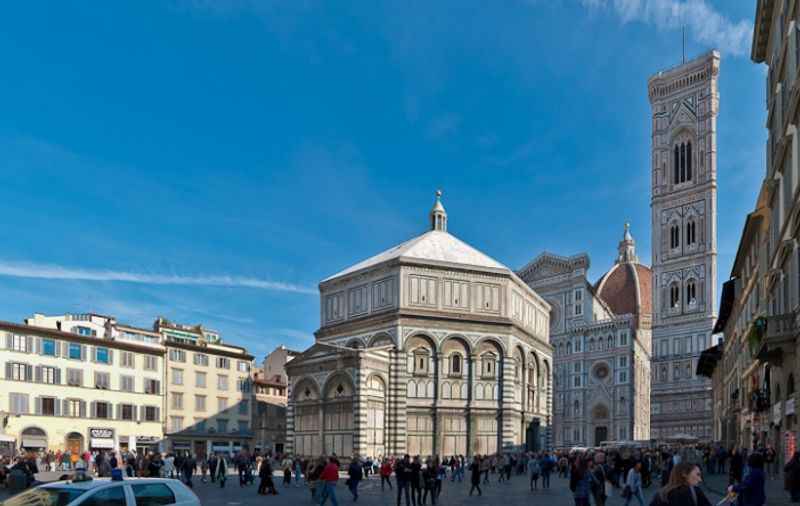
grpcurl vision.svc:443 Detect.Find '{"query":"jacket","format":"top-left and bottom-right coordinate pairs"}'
top-left (320, 462), bottom-right (339, 483)
top-left (732, 468), bottom-right (765, 506)
top-left (650, 485), bottom-right (712, 506)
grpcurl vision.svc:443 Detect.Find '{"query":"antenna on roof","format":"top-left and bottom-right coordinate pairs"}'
top-left (682, 25), bottom-right (686, 64)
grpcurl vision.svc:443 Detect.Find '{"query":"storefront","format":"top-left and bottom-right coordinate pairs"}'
top-left (21, 427), bottom-right (48, 451)
top-left (89, 428), bottom-right (115, 451)
top-left (137, 436), bottom-right (161, 455)
top-left (0, 434), bottom-right (16, 457)
top-left (66, 432), bottom-right (84, 454)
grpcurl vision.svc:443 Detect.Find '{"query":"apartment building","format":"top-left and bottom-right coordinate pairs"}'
top-left (0, 313), bottom-right (164, 454)
top-left (156, 318), bottom-right (255, 457)
top-left (252, 345), bottom-right (298, 454)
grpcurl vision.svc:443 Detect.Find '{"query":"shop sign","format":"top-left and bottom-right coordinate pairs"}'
top-left (774, 402), bottom-right (783, 424)
top-left (90, 428), bottom-right (114, 439)
top-left (137, 436), bottom-right (160, 444)
top-left (89, 428), bottom-right (114, 449)
top-left (172, 440), bottom-right (191, 450)
top-left (787, 399), bottom-right (796, 416)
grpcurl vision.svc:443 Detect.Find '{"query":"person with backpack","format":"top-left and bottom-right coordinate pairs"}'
top-left (468, 456), bottom-right (482, 496)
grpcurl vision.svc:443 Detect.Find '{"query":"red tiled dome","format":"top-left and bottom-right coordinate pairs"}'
top-left (593, 262), bottom-right (652, 319)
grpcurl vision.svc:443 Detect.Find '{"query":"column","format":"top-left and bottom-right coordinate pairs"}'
top-left (388, 348), bottom-right (408, 455)
top-left (285, 383), bottom-right (295, 456)
top-left (353, 362), bottom-right (368, 458)
top-left (500, 355), bottom-right (516, 450)
top-left (466, 354), bottom-right (476, 456)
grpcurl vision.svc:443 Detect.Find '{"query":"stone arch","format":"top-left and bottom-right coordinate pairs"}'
top-left (293, 377), bottom-right (321, 402)
top-left (404, 333), bottom-right (438, 354)
top-left (346, 338), bottom-right (364, 349)
top-left (442, 335), bottom-right (470, 377)
top-left (475, 336), bottom-right (507, 356)
top-left (368, 332), bottom-right (394, 348)
top-left (322, 372), bottom-right (355, 400)
top-left (65, 432), bottom-right (84, 454)
top-left (21, 426), bottom-right (48, 449)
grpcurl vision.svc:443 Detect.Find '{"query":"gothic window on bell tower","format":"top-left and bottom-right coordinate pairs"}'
top-left (670, 282), bottom-right (680, 309)
top-left (680, 143), bottom-right (686, 182)
top-left (686, 279), bottom-right (697, 306)
top-left (686, 220), bottom-right (696, 246)
top-left (674, 145), bottom-right (680, 184)
top-left (687, 141), bottom-right (693, 181)
top-left (670, 223), bottom-right (680, 250)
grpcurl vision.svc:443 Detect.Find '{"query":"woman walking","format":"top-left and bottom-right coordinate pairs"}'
top-left (528, 454), bottom-right (540, 491)
top-left (569, 458), bottom-right (594, 506)
top-left (650, 462), bottom-right (711, 506)
top-left (347, 457), bottom-right (363, 502)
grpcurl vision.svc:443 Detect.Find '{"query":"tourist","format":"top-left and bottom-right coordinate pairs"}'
top-left (307, 457), bottom-right (324, 503)
top-left (282, 454), bottom-right (293, 487)
top-left (421, 458), bottom-right (436, 506)
top-left (541, 452), bottom-right (553, 489)
top-left (395, 455), bottom-right (413, 506)
top-left (591, 453), bottom-right (610, 506)
top-left (208, 454), bottom-right (218, 483)
top-left (183, 453), bottom-right (196, 488)
top-left (257, 456), bottom-right (278, 495)
top-left (347, 456), bottom-right (363, 502)
top-left (623, 461), bottom-right (644, 506)
top-left (215, 453), bottom-right (228, 488)
top-left (728, 453), bottom-right (766, 506)
top-left (650, 463), bottom-right (711, 506)
top-left (380, 458), bottom-right (393, 491)
top-left (528, 453), bottom-right (540, 490)
top-left (200, 456), bottom-right (209, 483)
top-left (410, 456), bottom-right (422, 505)
top-left (319, 456), bottom-right (340, 506)
top-left (730, 447), bottom-right (744, 485)
top-left (765, 446), bottom-right (777, 479)
top-left (294, 457), bottom-right (304, 487)
top-left (468, 456), bottom-right (482, 496)
top-left (569, 458), bottom-right (594, 506)
top-left (497, 454), bottom-right (506, 483)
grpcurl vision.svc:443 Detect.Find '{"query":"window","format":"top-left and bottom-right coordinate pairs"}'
top-left (196, 372), bottom-right (207, 388)
top-left (132, 482), bottom-right (176, 506)
top-left (217, 375), bottom-right (229, 391)
top-left (670, 224), bottom-right (680, 249)
top-left (412, 350), bottom-right (430, 374)
top-left (217, 419), bottom-right (228, 433)
top-left (66, 399), bottom-right (82, 417)
top-left (686, 220), bottom-right (696, 246)
top-left (449, 354), bottom-right (462, 375)
top-left (144, 379), bottom-right (160, 395)
top-left (82, 484), bottom-right (126, 506)
top-left (68, 343), bottom-right (82, 360)
top-left (218, 397), bottom-right (228, 411)
top-left (618, 356), bottom-right (628, 368)
top-left (194, 353), bottom-right (209, 366)
top-left (9, 393), bottom-right (29, 414)
top-left (481, 354), bottom-right (495, 377)
top-left (618, 370), bottom-right (629, 383)
top-left (121, 351), bottom-right (135, 368)
top-left (41, 366), bottom-right (59, 384)
top-left (143, 355), bottom-right (158, 371)
top-left (171, 368), bottom-right (184, 386)
top-left (195, 395), bottom-right (206, 411)
top-left (573, 376), bottom-right (581, 388)
top-left (169, 349), bottom-right (186, 363)
top-left (618, 332), bottom-right (628, 347)
top-left (170, 416), bottom-right (184, 432)
top-left (96, 401), bottom-right (111, 419)
top-left (575, 338), bottom-right (582, 353)
top-left (659, 339), bottom-right (668, 357)
top-left (237, 378), bottom-right (251, 393)
top-left (171, 393), bottom-right (183, 410)
top-left (94, 372), bottom-right (110, 390)
top-left (238, 420), bottom-right (249, 433)
top-left (94, 347), bottom-right (110, 364)
top-left (121, 404), bottom-right (135, 421)
top-left (686, 280), bottom-right (697, 305)
top-left (41, 339), bottom-right (57, 356)
top-left (9, 362), bottom-right (32, 382)
top-left (120, 375), bottom-right (135, 392)
top-left (673, 144), bottom-right (679, 184)
top-left (12, 335), bottom-right (29, 352)
top-left (143, 406), bottom-right (158, 422)
top-left (574, 289), bottom-right (583, 315)
top-left (74, 326), bottom-right (96, 337)
top-left (239, 400), bottom-right (249, 415)
top-left (685, 336), bottom-right (693, 354)
top-left (573, 362), bottom-right (581, 373)
top-left (237, 361), bottom-right (250, 373)
top-left (670, 283), bottom-right (680, 308)
top-left (686, 141), bottom-right (692, 180)
top-left (67, 368), bottom-right (83, 386)
top-left (216, 357), bottom-right (230, 369)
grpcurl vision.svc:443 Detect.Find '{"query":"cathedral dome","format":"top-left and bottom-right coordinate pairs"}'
top-left (593, 224), bottom-right (652, 320)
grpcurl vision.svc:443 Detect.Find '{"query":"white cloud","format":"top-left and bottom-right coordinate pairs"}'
top-left (0, 260), bottom-right (316, 295)
top-left (581, 0), bottom-right (753, 57)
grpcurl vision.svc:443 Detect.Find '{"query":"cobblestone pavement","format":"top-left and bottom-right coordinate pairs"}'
top-left (1, 471), bottom-right (792, 505)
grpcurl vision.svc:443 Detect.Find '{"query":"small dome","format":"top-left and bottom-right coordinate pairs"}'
top-left (594, 262), bottom-right (652, 321)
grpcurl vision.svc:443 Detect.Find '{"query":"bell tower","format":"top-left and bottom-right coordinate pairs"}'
top-left (647, 51), bottom-right (719, 441)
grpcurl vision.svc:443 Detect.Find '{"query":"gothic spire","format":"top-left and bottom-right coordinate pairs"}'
top-left (430, 189), bottom-right (447, 232)
top-left (617, 222), bottom-right (638, 264)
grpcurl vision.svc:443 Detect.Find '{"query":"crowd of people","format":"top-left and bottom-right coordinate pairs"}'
top-left (3, 443), bottom-right (800, 504)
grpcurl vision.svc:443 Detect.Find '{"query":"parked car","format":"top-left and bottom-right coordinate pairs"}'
top-left (1, 477), bottom-right (199, 506)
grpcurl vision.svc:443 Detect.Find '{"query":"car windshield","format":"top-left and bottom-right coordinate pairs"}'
top-left (1, 487), bottom-right (87, 506)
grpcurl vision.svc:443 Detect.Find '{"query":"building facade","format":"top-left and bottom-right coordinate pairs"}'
top-left (252, 346), bottom-right (298, 454)
top-left (157, 318), bottom-right (255, 457)
top-left (518, 225), bottom-right (652, 447)
top-left (286, 192), bottom-right (553, 459)
top-left (0, 314), bottom-right (164, 454)
top-left (647, 51), bottom-right (719, 441)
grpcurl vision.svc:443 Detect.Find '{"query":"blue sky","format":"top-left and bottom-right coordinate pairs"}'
top-left (0, 1), bottom-right (763, 360)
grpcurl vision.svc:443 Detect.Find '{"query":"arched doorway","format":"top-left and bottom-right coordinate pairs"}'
top-left (594, 426), bottom-right (609, 445)
top-left (21, 427), bottom-right (48, 450)
top-left (66, 432), bottom-right (84, 455)
top-left (591, 404), bottom-right (610, 445)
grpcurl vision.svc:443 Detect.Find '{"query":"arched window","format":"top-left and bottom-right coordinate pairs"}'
top-left (686, 220), bottom-right (696, 246)
top-left (686, 141), bottom-right (693, 180)
top-left (573, 399), bottom-right (580, 416)
top-left (670, 282), bottom-right (680, 308)
top-left (450, 354), bottom-right (462, 376)
top-left (686, 279), bottom-right (696, 305)
top-left (670, 224), bottom-right (680, 249)
top-left (680, 143), bottom-right (686, 182)
top-left (674, 145), bottom-right (680, 184)
top-left (567, 342), bottom-right (573, 354)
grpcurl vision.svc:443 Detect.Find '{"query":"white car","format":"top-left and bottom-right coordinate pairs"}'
top-left (1, 477), bottom-right (200, 506)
